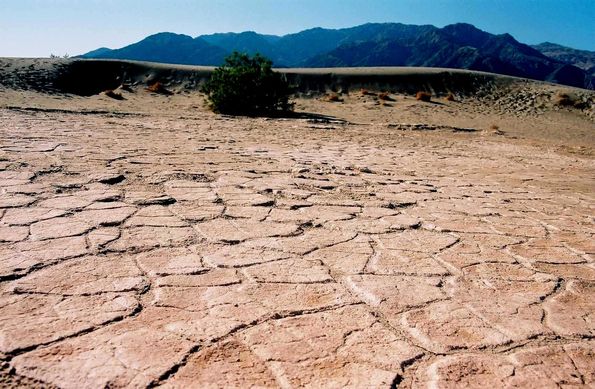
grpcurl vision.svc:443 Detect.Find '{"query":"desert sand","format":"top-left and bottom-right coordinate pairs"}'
top-left (0, 58), bottom-right (594, 388)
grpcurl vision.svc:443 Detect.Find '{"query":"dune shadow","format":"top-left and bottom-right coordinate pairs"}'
top-left (277, 111), bottom-right (347, 122)
top-left (429, 100), bottom-right (446, 106)
top-left (225, 110), bottom-right (349, 123)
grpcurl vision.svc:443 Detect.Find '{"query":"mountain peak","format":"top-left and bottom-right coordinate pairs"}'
top-left (441, 23), bottom-right (492, 47)
top-left (444, 22), bottom-right (482, 30)
top-left (143, 32), bottom-right (193, 42)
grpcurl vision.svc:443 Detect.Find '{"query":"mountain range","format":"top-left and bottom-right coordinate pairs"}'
top-left (80, 23), bottom-right (594, 89)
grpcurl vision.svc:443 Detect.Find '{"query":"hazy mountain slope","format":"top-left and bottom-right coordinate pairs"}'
top-left (273, 23), bottom-right (436, 65)
top-left (81, 32), bottom-right (227, 66)
top-left (273, 27), bottom-right (349, 65)
top-left (200, 31), bottom-right (279, 60)
top-left (533, 42), bottom-right (595, 75)
top-left (81, 47), bottom-right (112, 57)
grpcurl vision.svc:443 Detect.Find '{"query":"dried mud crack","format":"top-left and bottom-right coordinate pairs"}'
top-left (0, 81), bottom-right (594, 388)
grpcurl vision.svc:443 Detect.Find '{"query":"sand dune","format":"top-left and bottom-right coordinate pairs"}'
top-left (1, 57), bottom-right (592, 147)
top-left (0, 57), bottom-right (562, 95)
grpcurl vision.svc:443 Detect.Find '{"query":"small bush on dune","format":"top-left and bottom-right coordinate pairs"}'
top-left (416, 91), bottom-right (432, 102)
top-left (489, 124), bottom-right (505, 135)
top-left (119, 84), bottom-right (133, 92)
top-left (202, 52), bottom-right (292, 115)
top-left (103, 90), bottom-right (124, 100)
top-left (146, 81), bottom-right (173, 95)
top-left (361, 89), bottom-right (377, 96)
top-left (378, 92), bottom-right (395, 101)
top-left (553, 92), bottom-right (573, 106)
top-left (553, 92), bottom-right (587, 109)
top-left (326, 92), bottom-right (343, 102)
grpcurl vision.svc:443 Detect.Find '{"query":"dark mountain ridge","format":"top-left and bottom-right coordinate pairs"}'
top-left (87, 32), bottom-right (227, 65)
top-left (80, 23), bottom-right (594, 89)
top-left (532, 42), bottom-right (595, 76)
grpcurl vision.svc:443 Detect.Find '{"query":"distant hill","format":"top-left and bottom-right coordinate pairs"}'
top-left (82, 47), bottom-right (112, 58)
top-left (79, 23), bottom-right (594, 89)
top-left (532, 42), bottom-right (595, 76)
top-left (84, 32), bottom-right (227, 66)
top-left (201, 31), bottom-right (280, 60)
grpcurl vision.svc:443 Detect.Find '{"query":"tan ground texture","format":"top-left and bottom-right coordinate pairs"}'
top-left (0, 59), bottom-right (594, 388)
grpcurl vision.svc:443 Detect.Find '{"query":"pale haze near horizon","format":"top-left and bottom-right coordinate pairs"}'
top-left (1, 0), bottom-right (594, 57)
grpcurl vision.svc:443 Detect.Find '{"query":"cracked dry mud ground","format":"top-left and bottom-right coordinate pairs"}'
top-left (0, 96), bottom-right (594, 388)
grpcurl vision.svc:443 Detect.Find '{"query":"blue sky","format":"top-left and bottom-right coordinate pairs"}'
top-left (1, 0), bottom-right (594, 57)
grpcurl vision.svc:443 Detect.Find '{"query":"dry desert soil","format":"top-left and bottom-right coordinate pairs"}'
top-left (0, 59), bottom-right (594, 388)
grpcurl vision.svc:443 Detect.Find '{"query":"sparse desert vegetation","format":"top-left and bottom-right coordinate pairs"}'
top-left (360, 88), bottom-right (377, 96)
top-left (201, 52), bottom-right (292, 115)
top-left (119, 84), bottom-right (133, 92)
top-left (146, 81), bottom-right (172, 95)
top-left (553, 92), bottom-right (575, 106)
top-left (553, 92), bottom-right (590, 109)
top-left (378, 92), bottom-right (395, 101)
top-left (326, 92), bottom-right (343, 102)
top-left (103, 89), bottom-right (124, 100)
top-left (416, 91), bottom-right (432, 102)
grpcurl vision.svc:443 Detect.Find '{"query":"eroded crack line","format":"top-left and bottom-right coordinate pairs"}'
top-left (147, 302), bottom-right (364, 387)
top-left (3, 303), bottom-right (143, 361)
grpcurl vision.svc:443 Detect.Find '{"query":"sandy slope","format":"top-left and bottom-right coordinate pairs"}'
top-left (0, 59), bottom-right (594, 388)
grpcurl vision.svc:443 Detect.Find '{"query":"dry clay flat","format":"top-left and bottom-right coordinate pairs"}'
top-left (0, 59), bottom-right (594, 388)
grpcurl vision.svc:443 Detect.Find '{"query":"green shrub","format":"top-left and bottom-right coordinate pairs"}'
top-left (202, 52), bottom-right (293, 115)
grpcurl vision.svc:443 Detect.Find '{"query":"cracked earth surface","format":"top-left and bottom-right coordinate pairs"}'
top-left (0, 95), bottom-right (594, 388)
